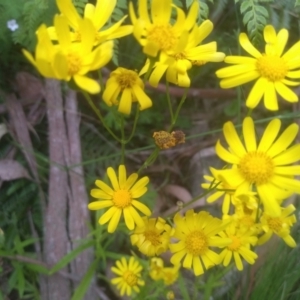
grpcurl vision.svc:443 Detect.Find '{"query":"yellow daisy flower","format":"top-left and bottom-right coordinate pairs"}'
top-left (219, 225), bottom-right (258, 271)
top-left (216, 25), bottom-right (300, 110)
top-left (23, 15), bottom-right (113, 94)
top-left (201, 167), bottom-right (237, 215)
top-left (140, 20), bottom-right (225, 87)
top-left (88, 165), bottom-right (151, 233)
top-left (215, 117), bottom-right (300, 216)
top-left (111, 256), bottom-right (145, 296)
top-left (48, 0), bottom-right (133, 44)
top-left (129, 0), bottom-right (199, 57)
top-left (149, 258), bottom-right (180, 286)
top-left (102, 67), bottom-right (152, 114)
top-left (258, 204), bottom-right (297, 248)
top-left (169, 209), bottom-right (231, 276)
top-left (130, 217), bottom-right (172, 256)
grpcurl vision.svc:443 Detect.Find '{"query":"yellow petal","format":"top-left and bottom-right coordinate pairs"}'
top-left (274, 81), bottom-right (298, 103)
top-left (263, 81), bottom-right (278, 111)
top-left (258, 119), bottom-right (281, 152)
top-left (88, 200), bottom-right (113, 210)
top-left (267, 123), bottom-right (299, 158)
top-left (223, 121), bottom-right (247, 158)
top-left (107, 208), bottom-right (122, 233)
top-left (118, 89), bottom-right (132, 115)
top-left (54, 15), bottom-right (71, 49)
top-left (239, 32), bottom-right (262, 58)
top-left (73, 75), bottom-right (100, 94)
top-left (132, 85), bottom-right (152, 110)
top-left (243, 117), bottom-right (257, 152)
top-left (57, 0), bottom-right (81, 29)
top-left (151, 0), bottom-right (172, 24)
top-left (245, 77), bottom-right (267, 109)
top-left (93, 0), bottom-right (116, 30)
top-left (107, 167), bottom-right (119, 190)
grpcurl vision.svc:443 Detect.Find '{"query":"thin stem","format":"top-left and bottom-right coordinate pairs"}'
top-left (124, 108), bottom-right (140, 143)
top-left (120, 116), bottom-right (125, 164)
top-left (166, 81), bottom-right (174, 122)
top-left (168, 87), bottom-right (189, 132)
top-left (143, 57), bottom-right (156, 83)
top-left (137, 147), bottom-right (160, 174)
top-left (98, 69), bottom-right (104, 90)
top-left (82, 91), bottom-right (121, 142)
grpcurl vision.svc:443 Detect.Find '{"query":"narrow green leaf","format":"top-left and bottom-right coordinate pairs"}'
top-left (49, 240), bottom-right (94, 275)
top-left (296, 0), bottom-right (300, 7)
top-left (71, 259), bottom-right (98, 300)
top-left (25, 262), bottom-right (49, 275)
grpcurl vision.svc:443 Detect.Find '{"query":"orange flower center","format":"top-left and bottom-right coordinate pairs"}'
top-left (227, 235), bottom-right (241, 251)
top-left (114, 69), bottom-right (139, 90)
top-left (144, 229), bottom-right (161, 246)
top-left (123, 270), bottom-right (138, 286)
top-left (239, 151), bottom-right (274, 185)
top-left (256, 55), bottom-right (287, 81)
top-left (67, 51), bottom-right (82, 75)
top-left (267, 216), bottom-right (282, 233)
top-left (147, 24), bottom-right (177, 52)
top-left (185, 230), bottom-right (208, 256)
top-left (113, 190), bottom-right (132, 208)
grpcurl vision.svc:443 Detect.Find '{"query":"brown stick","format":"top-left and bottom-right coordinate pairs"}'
top-left (44, 79), bottom-right (71, 300)
top-left (64, 89), bottom-right (97, 299)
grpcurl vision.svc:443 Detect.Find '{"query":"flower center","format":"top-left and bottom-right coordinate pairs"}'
top-left (256, 55), bottom-right (287, 81)
top-left (239, 151), bottom-right (274, 185)
top-left (192, 60), bottom-right (207, 66)
top-left (123, 270), bottom-right (138, 286)
top-left (67, 51), bottom-right (82, 75)
top-left (185, 230), bottom-right (208, 256)
top-left (112, 190), bottom-right (132, 208)
top-left (267, 217), bottom-right (282, 233)
top-left (147, 24), bottom-right (177, 52)
top-left (173, 52), bottom-right (186, 60)
top-left (144, 230), bottom-right (161, 246)
top-left (227, 235), bottom-right (241, 251)
top-left (115, 69), bottom-right (139, 90)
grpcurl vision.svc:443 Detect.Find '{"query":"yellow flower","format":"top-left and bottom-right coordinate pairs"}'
top-left (201, 168), bottom-right (237, 214)
top-left (23, 15), bottom-right (113, 94)
top-left (219, 225), bottom-right (258, 271)
top-left (88, 165), bottom-right (151, 233)
top-left (149, 258), bottom-right (180, 286)
top-left (102, 67), bottom-right (152, 115)
top-left (111, 256), bottom-right (144, 296)
top-left (215, 117), bottom-right (300, 216)
top-left (169, 210), bottom-right (231, 276)
top-left (140, 20), bottom-right (225, 87)
top-left (258, 204), bottom-right (297, 247)
top-left (129, 0), bottom-right (198, 57)
top-left (48, 0), bottom-right (133, 44)
top-left (216, 25), bottom-right (300, 110)
top-left (130, 217), bottom-right (172, 256)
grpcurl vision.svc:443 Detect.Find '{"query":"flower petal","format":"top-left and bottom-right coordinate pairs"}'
top-left (258, 119), bottom-right (281, 152)
top-left (107, 167), bottom-right (119, 190)
top-left (243, 117), bottom-right (257, 152)
top-left (88, 200), bottom-right (113, 210)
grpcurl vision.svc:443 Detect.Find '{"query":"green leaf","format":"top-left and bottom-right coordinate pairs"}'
top-left (296, 0), bottom-right (300, 7)
top-left (240, 1), bottom-right (252, 14)
top-left (71, 259), bottom-right (98, 300)
top-left (49, 240), bottom-right (94, 275)
top-left (25, 262), bottom-right (49, 275)
top-left (243, 11), bottom-right (253, 25)
top-left (255, 5), bottom-right (268, 18)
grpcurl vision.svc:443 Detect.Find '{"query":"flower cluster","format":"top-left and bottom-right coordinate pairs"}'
top-left (22, 0), bottom-right (300, 298)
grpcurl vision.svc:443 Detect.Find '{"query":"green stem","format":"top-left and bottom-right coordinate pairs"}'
top-left (166, 182), bottom-right (221, 218)
top-left (82, 91), bottom-right (121, 142)
top-left (124, 108), bottom-right (140, 144)
top-left (168, 87), bottom-right (189, 132)
top-left (166, 81), bottom-right (174, 122)
top-left (120, 116), bottom-right (125, 164)
top-left (143, 57), bottom-right (156, 83)
top-left (137, 147), bottom-right (160, 174)
top-left (98, 69), bottom-right (104, 90)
